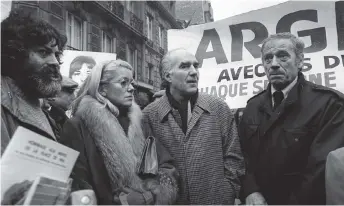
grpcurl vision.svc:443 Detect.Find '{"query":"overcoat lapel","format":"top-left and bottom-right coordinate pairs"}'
top-left (258, 80), bottom-right (300, 138)
top-left (186, 106), bottom-right (204, 138)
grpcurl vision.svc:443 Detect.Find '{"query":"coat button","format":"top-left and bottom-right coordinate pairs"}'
top-left (81, 196), bottom-right (91, 204)
top-left (294, 138), bottom-right (299, 142)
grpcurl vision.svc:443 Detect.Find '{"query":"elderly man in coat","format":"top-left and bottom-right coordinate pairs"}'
top-left (143, 48), bottom-right (245, 204)
top-left (326, 147), bottom-right (344, 204)
top-left (239, 32), bottom-right (344, 205)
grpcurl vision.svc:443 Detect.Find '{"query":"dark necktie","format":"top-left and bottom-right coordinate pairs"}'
top-left (273, 91), bottom-right (284, 110)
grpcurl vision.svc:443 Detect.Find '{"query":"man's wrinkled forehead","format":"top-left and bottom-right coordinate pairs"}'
top-left (262, 38), bottom-right (294, 54)
top-left (169, 49), bottom-right (198, 68)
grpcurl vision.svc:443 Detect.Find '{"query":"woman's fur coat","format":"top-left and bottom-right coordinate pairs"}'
top-left (72, 96), bottom-right (178, 204)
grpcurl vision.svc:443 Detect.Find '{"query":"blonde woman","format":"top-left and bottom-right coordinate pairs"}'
top-left (60, 60), bottom-right (178, 205)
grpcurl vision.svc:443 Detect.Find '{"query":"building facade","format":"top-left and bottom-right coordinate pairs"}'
top-left (175, 0), bottom-right (214, 27)
top-left (11, 1), bottom-right (181, 108)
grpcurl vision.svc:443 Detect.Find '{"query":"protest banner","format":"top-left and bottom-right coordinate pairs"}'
top-left (60, 50), bottom-right (117, 88)
top-left (168, 1), bottom-right (344, 109)
top-left (1, 0), bottom-right (12, 22)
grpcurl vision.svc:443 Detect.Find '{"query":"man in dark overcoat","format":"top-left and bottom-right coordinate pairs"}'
top-left (239, 32), bottom-right (344, 204)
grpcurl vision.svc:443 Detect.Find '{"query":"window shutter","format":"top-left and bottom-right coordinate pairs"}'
top-left (88, 23), bottom-right (101, 52)
top-left (116, 33), bottom-right (126, 60)
top-left (137, 47), bottom-right (142, 77)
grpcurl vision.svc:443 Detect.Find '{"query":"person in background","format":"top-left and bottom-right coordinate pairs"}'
top-left (152, 90), bottom-right (165, 102)
top-left (44, 76), bottom-right (78, 138)
top-left (69, 55), bottom-right (96, 87)
top-left (234, 108), bottom-right (244, 129)
top-left (60, 60), bottom-right (179, 205)
top-left (239, 32), bottom-right (344, 204)
top-left (326, 147), bottom-right (344, 204)
top-left (143, 48), bottom-right (245, 204)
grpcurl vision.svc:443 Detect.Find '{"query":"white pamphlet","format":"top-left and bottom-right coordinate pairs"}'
top-left (0, 126), bottom-right (79, 202)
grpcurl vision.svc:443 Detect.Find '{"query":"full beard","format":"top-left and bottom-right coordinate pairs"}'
top-left (22, 66), bottom-right (63, 98)
top-left (28, 75), bottom-right (62, 98)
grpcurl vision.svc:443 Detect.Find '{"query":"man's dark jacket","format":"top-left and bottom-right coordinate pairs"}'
top-left (1, 77), bottom-right (57, 155)
top-left (44, 102), bottom-right (69, 140)
top-left (239, 73), bottom-right (344, 204)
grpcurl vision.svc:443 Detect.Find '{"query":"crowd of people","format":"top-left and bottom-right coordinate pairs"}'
top-left (1, 9), bottom-right (344, 205)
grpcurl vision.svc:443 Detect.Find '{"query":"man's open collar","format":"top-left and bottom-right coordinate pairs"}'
top-left (157, 92), bottom-right (211, 123)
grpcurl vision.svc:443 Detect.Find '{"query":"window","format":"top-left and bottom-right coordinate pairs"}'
top-left (128, 1), bottom-right (140, 15)
top-left (102, 32), bottom-right (116, 53)
top-left (107, 1), bottom-right (114, 11)
top-left (49, 14), bottom-right (64, 32)
top-left (146, 14), bottom-right (153, 40)
top-left (158, 25), bottom-right (164, 48)
top-left (128, 47), bottom-right (137, 70)
top-left (148, 63), bottom-right (154, 82)
top-left (19, 1), bottom-right (39, 5)
top-left (169, 1), bottom-right (174, 10)
top-left (49, 1), bottom-right (63, 17)
top-left (127, 1), bottom-right (134, 12)
top-left (66, 12), bottom-right (83, 50)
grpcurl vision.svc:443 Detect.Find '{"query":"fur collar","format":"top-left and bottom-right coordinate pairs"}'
top-left (75, 95), bottom-right (145, 192)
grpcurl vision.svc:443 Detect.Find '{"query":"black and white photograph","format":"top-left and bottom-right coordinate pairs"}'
top-left (1, 0), bottom-right (344, 205)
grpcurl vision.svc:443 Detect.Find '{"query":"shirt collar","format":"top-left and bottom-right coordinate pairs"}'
top-left (166, 88), bottom-right (198, 110)
top-left (271, 76), bottom-right (298, 99)
top-left (157, 91), bottom-right (210, 123)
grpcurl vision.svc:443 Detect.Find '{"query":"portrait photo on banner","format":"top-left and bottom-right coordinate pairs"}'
top-left (60, 50), bottom-right (117, 89)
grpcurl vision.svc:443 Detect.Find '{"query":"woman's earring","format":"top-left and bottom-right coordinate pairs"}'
top-left (100, 91), bottom-right (106, 96)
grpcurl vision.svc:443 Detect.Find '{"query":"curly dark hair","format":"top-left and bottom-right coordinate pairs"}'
top-left (1, 9), bottom-right (67, 78)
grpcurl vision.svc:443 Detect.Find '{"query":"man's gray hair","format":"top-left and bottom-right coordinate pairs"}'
top-left (261, 32), bottom-right (305, 59)
top-left (159, 48), bottom-right (186, 89)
